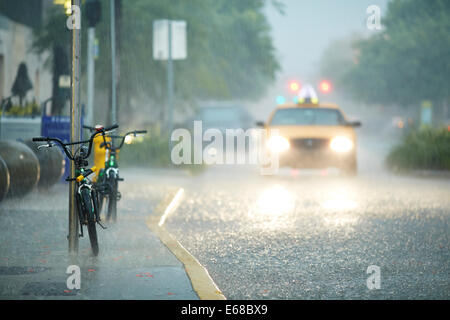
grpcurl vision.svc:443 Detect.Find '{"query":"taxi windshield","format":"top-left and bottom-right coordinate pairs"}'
top-left (270, 108), bottom-right (346, 126)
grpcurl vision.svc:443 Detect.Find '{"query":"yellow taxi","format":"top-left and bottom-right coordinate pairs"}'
top-left (260, 98), bottom-right (361, 175)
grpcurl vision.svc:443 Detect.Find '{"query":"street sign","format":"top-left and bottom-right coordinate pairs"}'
top-left (153, 20), bottom-right (187, 60)
top-left (420, 100), bottom-right (432, 127)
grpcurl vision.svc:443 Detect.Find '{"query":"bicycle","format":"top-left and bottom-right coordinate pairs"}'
top-left (33, 124), bottom-right (118, 256)
top-left (88, 127), bottom-right (147, 222)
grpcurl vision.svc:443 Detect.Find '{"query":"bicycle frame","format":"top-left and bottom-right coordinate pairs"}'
top-left (99, 130), bottom-right (147, 180)
top-left (33, 124), bottom-right (118, 234)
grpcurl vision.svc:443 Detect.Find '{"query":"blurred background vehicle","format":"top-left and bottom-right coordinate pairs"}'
top-left (260, 98), bottom-right (361, 175)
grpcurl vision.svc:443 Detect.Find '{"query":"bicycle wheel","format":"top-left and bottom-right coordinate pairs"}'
top-left (107, 172), bottom-right (118, 222)
top-left (81, 188), bottom-right (99, 256)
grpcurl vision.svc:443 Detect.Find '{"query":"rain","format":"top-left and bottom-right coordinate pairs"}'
top-left (0, 0), bottom-right (449, 305)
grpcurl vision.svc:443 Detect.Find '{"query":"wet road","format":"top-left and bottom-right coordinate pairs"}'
top-left (0, 130), bottom-right (449, 300)
top-left (164, 130), bottom-right (450, 299)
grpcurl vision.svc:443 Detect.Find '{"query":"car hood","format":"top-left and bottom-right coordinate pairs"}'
top-left (268, 125), bottom-right (356, 141)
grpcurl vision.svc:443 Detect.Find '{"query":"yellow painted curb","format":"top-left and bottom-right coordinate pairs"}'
top-left (146, 188), bottom-right (226, 300)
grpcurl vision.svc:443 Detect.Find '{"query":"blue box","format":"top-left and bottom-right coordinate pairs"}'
top-left (41, 116), bottom-right (84, 182)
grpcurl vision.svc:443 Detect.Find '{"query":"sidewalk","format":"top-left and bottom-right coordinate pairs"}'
top-left (0, 169), bottom-right (198, 299)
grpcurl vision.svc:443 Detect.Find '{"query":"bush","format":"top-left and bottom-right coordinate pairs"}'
top-left (119, 128), bottom-right (171, 167)
top-left (118, 127), bottom-right (205, 174)
top-left (0, 101), bottom-right (41, 117)
top-left (386, 128), bottom-right (450, 171)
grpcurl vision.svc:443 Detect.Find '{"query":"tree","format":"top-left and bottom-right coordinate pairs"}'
top-left (328, 0), bottom-right (450, 120)
top-left (33, 6), bottom-right (71, 115)
top-left (11, 62), bottom-right (33, 106)
top-left (32, 0), bottom-right (280, 124)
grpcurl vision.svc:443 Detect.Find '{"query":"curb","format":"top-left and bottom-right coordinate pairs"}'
top-left (146, 188), bottom-right (226, 300)
top-left (391, 169), bottom-right (450, 179)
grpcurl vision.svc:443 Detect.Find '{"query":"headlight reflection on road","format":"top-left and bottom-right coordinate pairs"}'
top-left (254, 185), bottom-right (295, 217)
top-left (323, 214), bottom-right (359, 227)
top-left (321, 189), bottom-right (359, 229)
top-left (321, 198), bottom-right (358, 211)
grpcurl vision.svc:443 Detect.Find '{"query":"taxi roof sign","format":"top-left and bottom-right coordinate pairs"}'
top-left (297, 84), bottom-right (319, 105)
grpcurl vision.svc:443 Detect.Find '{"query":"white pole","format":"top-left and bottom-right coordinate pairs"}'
top-left (167, 20), bottom-right (173, 134)
top-left (110, 0), bottom-right (116, 125)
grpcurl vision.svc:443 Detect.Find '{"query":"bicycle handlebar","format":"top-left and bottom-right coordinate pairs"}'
top-left (83, 124), bottom-right (118, 133)
top-left (33, 124), bottom-right (119, 161)
top-left (104, 124), bottom-right (119, 132)
top-left (100, 129), bottom-right (147, 151)
top-left (32, 137), bottom-right (48, 142)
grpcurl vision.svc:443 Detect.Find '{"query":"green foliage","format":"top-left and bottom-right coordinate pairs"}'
top-left (119, 127), bottom-right (171, 167)
top-left (321, 0), bottom-right (450, 108)
top-left (11, 63), bottom-right (33, 105)
top-left (32, 6), bottom-right (71, 60)
top-left (118, 126), bottom-right (205, 174)
top-left (33, 0), bottom-right (280, 120)
top-left (0, 101), bottom-right (41, 117)
top-left (319, 35), bottom-right (359, 89)
top-left (386, 128), bottom-right (450, 171)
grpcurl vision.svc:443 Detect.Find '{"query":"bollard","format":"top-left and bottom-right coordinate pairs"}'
top-left (0, 155), bottom-right (9, 201)
top-left (0, 140), bottom-right (40, 198)
top-left (24, 140), bottom-right (65, 188)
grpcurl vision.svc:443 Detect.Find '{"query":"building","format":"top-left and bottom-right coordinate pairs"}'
top-left (0, 0), bottom-right (54, 105)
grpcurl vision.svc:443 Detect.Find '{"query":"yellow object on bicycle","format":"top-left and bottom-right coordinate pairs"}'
top-left (92, 134), bottom-right (111, 182)
top-left (76, 166), bottom-right (98, 183)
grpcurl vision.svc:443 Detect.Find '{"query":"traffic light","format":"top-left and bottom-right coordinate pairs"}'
top-left (276, 95), bottom-right (286, 105)
top-left (289, 81), bottom-right (300, 93)
top-left (319, 80), bottom-right (332, 93)
top-left (86, 0), bottom-right (102, 27)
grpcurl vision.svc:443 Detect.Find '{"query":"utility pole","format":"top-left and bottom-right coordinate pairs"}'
top-left (86, 0), bottom-right (102, 126)
top-left (110, 0), bottom-right (116, 125)
top-left (69, 0), bottom-right (81, 255)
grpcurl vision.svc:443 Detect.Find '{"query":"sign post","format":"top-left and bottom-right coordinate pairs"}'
top-left (167, 21), bottom-right (174, 135)
top-left (153, 20), bottom-right (187, 135)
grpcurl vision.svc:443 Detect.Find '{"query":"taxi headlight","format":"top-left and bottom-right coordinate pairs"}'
top-left (330, 136), bottom-right (353, 153)
top-left (267, 136), bottom-right (290, 153)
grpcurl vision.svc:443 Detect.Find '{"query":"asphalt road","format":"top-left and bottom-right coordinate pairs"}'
top-left (165, 166), bottom-right (450, 299)
top-left (164, 130), bottom-right (450, 299)
top-left (0, 128), bottom-right (449, 300)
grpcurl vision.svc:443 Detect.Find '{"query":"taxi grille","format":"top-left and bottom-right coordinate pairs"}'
top-left (290, 138), bottom-right (330, 150)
